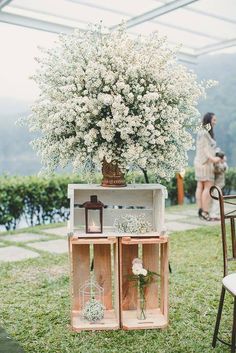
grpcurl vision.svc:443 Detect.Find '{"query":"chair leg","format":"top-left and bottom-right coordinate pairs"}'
top-left (212, 286), bottom-right (226, 348)
top-left (231, 297), bottom-right (236, 353)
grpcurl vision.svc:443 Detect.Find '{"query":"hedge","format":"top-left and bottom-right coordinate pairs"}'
top-left (0, 174), bottom-right (89, 230)
top-left (1, 168), bottom-right (236, 230)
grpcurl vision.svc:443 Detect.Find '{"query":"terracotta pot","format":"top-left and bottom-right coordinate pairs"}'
top-left (101, 159), bottom-right (126, 187)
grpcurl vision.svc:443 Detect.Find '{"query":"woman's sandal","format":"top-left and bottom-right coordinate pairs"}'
top-left (199, 210), bottom-right (212, 221)
top-left (198, 208), bottom-right (203, 217)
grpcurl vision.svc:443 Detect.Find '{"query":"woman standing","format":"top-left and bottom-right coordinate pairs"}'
top-left (194, 112), bottom-right (221, 221)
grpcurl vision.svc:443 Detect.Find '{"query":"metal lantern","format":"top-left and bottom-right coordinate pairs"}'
top-left (83, 195), bottom-right (104, 233)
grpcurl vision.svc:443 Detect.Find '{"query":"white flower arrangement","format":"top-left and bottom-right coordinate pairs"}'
top-left (114, 214), bottom-right (152, 234)
top-left (82, 298), bottom-right (105, 322)
top-left (130, 258), bottom-right (159, 320)
top-left (24, 24), bottom-right (215, 179)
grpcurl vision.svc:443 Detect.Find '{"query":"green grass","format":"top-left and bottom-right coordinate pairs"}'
top-left (0, 225), bottom-right (236, 353)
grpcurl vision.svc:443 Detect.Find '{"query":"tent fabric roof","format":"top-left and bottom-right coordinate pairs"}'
top-left (0, 0), bottom-right (236, 64)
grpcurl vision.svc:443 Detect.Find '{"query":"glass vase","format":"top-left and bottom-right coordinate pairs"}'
top-left (137, 294), bottom-right (146, 320)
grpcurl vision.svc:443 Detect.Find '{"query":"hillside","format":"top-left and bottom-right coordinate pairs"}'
top-left (0, 98), bottom-right (41, 174)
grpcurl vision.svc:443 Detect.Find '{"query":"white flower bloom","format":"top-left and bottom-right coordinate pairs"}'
top-left (132, 266), bottom-right (141, 275)
top-left (140, 268), bottom-right (148, 276)
top-left (23, 24), bottom-right (213, 178)
top-left (132, 258), bottom-right (143, 266)
top-left (132, 263), bottom-right (143, 275)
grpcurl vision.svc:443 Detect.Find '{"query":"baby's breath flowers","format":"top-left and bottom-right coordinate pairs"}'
top-left (25, 24), bottom-right (214, 179)
top-left (82, 298), bottom-right (105, 322)
top-left (114, 215), bottom-right (152, 234)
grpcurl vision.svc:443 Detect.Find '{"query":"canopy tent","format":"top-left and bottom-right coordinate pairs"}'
top-left (0, 0), bottom-right (235, 64)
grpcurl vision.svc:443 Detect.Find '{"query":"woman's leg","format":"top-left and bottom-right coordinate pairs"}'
top-left (195, 181), bottom-right (203, 209)
top-left (202, 180), bottom-right (214, 212)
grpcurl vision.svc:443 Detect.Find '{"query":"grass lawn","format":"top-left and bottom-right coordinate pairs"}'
top-left (0, 225), bottom-right (235, 353)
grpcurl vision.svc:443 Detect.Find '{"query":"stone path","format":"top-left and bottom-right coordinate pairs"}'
top-left (164, 207), bottom-right (221, 233)
top-left (0, 246), bottom-right (39, 262)
top-left (0, 233), bottom-right (50, 243)
top-left (42, 226), bottom-right (68, 237)
top-left (0, 204), bottom-right (225, 263)
top-left (28, 239), bottom-right (68, 254)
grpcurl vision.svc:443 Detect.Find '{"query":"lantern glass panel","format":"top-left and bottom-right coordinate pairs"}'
top-left (88, 209), bottom-right (101, 232)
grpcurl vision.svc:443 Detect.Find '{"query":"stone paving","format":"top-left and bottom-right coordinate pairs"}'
top-left (165, 221), bottom-right (200, 232)
top-left (0, 204), bottom-right (224, 263)
top-left (42, 226), bottom-right (68, 237)
top-left (28, 239), bottom-right (68, 254)
top-left (0, 233), bottom-right (51, 243)
top-left (165, 210), bottom-right (221, 230)
top-left (0, 246), bottom-right (39, 262)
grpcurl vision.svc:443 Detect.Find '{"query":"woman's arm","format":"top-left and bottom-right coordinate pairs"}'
top-left (200, 134), bottom-right (221, 163)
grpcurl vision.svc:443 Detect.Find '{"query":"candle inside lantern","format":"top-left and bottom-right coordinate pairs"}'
top-left (88, 222), bottom-right (100, 233)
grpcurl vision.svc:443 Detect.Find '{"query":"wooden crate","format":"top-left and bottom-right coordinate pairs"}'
top-left (119, 235), bottom-right (168, 330)
top-left (68, 235), bottom-right (120, 331)
top-left (68, 184), bottom-right (167, 236)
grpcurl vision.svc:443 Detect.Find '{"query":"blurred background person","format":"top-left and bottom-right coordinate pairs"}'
top-left (194, 112), bottom-right (221, 221)
top-left (210, 149), bottom-right (228, 220)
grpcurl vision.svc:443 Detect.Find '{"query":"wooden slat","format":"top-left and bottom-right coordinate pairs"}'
top-left (122, 308), bottom-right (167, 330)
top-left (153, 189), bottom-right (165, 233)
top-left (73, 230), bottom-right (160, 238)
top-left (72, 244), bottom-right (90, 310)
top-left (71, 237), bottom-right (116, 244)
top-left (68, 186), bottom-right (74, 234)
top-left (121, 244), bottom-right (138, 310)
top-left (113, 242), bottom-right (120, 325)
top-left (74, 189), bottom-right (153, 208)
top-left (72, 309), bottom-right (119, 331)
top-left (143, 244), bottom-right (159, 309)
top-left (160, 243), bottom-right (169, 317)
top-left (74, 208), bottom-right (153, 228)
top-left (121, 237), bottom-right (167, 245)
top-left (94, 244), bottom-right (112, 309)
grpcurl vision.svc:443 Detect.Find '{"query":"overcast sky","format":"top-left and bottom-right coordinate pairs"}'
top-left (1, 23), bottom-right (57, 101)
top-left (1, 18), bottom-right (236, 103)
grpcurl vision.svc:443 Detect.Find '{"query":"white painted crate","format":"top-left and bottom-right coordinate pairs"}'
top-left (68, 184), bottom-right (167, 236)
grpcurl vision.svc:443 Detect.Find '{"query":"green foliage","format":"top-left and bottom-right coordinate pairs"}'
top-left (159, 177), bottom-right (178, 205)
top-left (0, 176), bottom-right (25, 230)
top-left (183, 168), bottom-right (197, 203)
top-left (0, 174), bottom-right (87, 230)
top-left (224, 168), bottom-right (236, 195)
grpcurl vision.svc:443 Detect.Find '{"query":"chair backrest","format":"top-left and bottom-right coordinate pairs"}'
top-left (210, 185), bottom-right (236, 277)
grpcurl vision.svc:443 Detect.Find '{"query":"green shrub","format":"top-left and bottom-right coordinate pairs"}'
top-left (0, 176), bottom-right (25, 230)
top-left (184, 168), bottom-right (196, 204)
top-left (0, 175), bottom-right (84, 230)
top-left (224, 167), bottom-right (236, 194)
